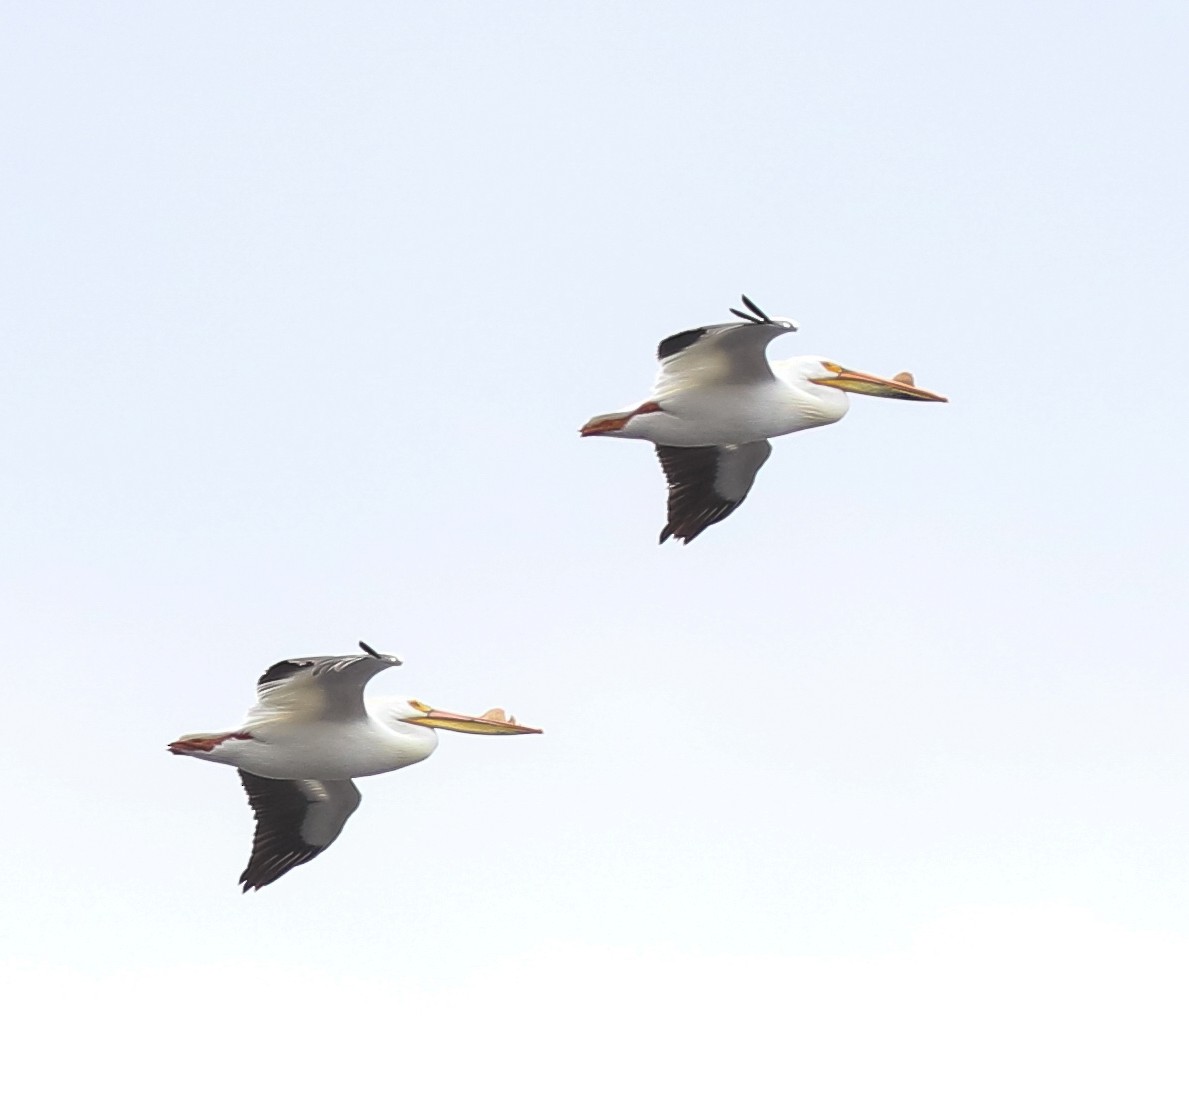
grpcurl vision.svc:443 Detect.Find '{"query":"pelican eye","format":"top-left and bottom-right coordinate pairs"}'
top-left (821, 361), bottom-right (844, 373)
top-left (409, 700), bottom-right (432, 713)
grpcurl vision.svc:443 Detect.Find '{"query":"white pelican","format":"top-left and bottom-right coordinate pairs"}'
top-left (581, 295), bottom-right (947, 543)
top-left (167, 642), bottom-right (542, 891)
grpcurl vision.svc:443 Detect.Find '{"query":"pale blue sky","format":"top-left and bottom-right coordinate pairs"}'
top-left (3, 1), bottom-right (1189, 1113)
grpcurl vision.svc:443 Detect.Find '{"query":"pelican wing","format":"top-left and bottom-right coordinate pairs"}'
top-left (248, 650), bottom-right (400, 725)
top-left (651, 320), bottom-right (793, 398)
top-left (656, 440), bottom-right (773, 543)
top-left (238, 771), bottom-right (362, 891)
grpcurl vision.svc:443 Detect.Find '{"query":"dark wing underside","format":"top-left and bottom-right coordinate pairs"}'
top-left (237, 770), bottom-right (361, 892)
top-left (655, 441), bottom-right (773, 544)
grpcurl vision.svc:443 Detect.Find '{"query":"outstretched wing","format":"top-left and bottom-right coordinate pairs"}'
top-left (651, 318), bottom-right (796, 399)
top-left (249, 649), bottom-right (401, 725)
top-left (656, 440), bottom-right (773, 544)
top-left (238, 771), bottom-right (362, 891)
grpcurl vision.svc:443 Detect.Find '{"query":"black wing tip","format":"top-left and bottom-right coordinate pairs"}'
top-left (359, 640), bottom-right (401, 665)
top-left (741, 294), bottom-right (770, 321)
top-left (657, 327), bottom-right (710, 361)
top-left (239, 860), bottom-right (268, 892)
top-left (659, 523), bottom-right (705, 544)
top-left (257, 658), bottom-right (308, 688)
top-left (729, 295), bottom-right (795, 330)
top-left (237, 852), bottom-right (319, 892)
top-left (729, 294), bottom-right (770, 324)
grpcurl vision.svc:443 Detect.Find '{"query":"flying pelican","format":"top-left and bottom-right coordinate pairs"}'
top-left (581, 296), bottom-right (947, 543)
top-left (167, 642), bottom-right (542, 891)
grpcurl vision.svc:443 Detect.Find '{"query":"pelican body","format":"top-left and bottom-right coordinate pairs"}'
top-left (168, 642), bottom-right (541, 891)
top-left (581, 296), bottom-right (947, 543)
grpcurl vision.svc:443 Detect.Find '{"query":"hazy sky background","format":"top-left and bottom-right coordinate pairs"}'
top-left (4, 1), bottom-right (1189, 1113)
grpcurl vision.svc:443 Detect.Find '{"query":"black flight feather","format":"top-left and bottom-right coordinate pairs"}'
top-left (740, 294), bottom-right (772, 322)
top-left (257, 658), bottom-right (314, 688)
top-left (657, 327), bottom-right (709, 360)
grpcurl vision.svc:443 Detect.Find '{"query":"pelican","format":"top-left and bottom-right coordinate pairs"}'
top-left (581, 296), bottom-right (947, 543)
top-left (167, 642), bottom-right (542, 891)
